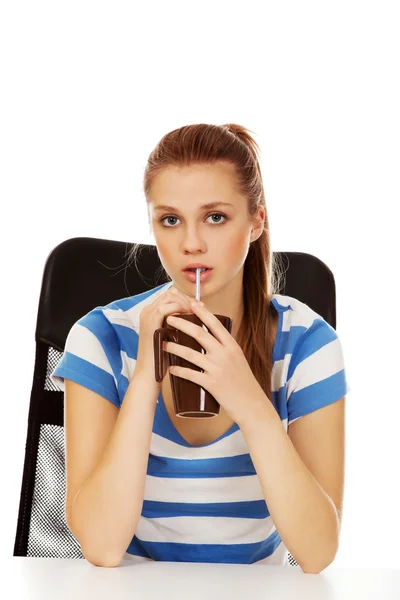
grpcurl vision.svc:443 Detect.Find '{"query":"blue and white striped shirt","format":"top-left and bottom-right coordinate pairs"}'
top-left (51, 280), bottom-right (350, 565)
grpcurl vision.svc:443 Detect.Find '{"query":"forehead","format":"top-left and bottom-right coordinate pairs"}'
top-left (149, 162), bottom-right (240, 202)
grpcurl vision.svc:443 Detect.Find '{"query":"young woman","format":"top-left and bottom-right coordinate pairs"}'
top-left (51, 123), bottom-right (350, 572)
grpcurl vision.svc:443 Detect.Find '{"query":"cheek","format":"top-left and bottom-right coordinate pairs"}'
top-left (155, 237), bottom-right (166, 251)
top-left (152, 236), bottom-right (172, 265)
top-left (226, 232), bottom-right (249, 259)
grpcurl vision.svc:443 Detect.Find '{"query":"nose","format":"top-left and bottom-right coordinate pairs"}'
top-left (180, 226), bottom-right (207, 253)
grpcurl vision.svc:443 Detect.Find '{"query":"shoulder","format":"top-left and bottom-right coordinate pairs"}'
top-left (272, 294), bottom-right (349, 425)
top-left (50, 281), bottom-right (173, 404)
top-left (103, 281), bottom-right (173, 330)
top-left (79, 280), bottom-right (174, 337)
top-left (271, 293), bottom-right (344, 386)
top-left (271, 293), bottom-right (324, 323)
top-left (271, 293), bottom-right (335, 345)
top-left (272, 294), bottom-right (348, 393)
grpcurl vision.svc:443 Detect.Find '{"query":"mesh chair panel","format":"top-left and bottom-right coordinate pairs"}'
top-left (23, 346), bottom-right (84, 559)
top-left (28, 420), bottom-right (83, 559)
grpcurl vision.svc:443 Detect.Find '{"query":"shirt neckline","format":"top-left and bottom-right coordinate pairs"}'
top-left (157, 392), bottom-right (240, 448)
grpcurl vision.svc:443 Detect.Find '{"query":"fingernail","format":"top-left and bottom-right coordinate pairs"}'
top-left (191, 299), bottom-right (204, 307)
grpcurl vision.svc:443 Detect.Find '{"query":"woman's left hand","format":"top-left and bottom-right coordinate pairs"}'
top-left (163, 298), bottom-right (266, 426)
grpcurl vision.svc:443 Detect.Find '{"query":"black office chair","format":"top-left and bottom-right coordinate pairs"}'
top-left (13, 236), bottom-right (338, 565)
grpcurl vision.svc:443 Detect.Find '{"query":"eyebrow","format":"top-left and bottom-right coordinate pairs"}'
top-left (153, 201), bottom-right (234, 213)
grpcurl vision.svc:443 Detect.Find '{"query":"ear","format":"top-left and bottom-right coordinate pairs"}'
top-left (251, 206), bottom-right (266, 241)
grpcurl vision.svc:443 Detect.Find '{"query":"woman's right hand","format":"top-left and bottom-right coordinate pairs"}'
top-left (135, 286), bottom-right (196, 384)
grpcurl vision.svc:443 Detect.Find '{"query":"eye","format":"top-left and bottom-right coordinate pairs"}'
top-left (160, 213), bottom-right (228, 227)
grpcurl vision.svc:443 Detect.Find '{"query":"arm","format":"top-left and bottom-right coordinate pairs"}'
top-left (68, 369), bottom-right (159, 567)
top-left (239, 394), bottom-right (345, 574)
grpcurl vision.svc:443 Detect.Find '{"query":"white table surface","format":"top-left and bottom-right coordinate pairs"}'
top-left (5, 557), bottom-right (400, 599)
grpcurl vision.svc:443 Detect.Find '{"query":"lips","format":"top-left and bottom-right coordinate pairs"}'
top-left (182, 263), bottom-right (211, 269)
top-left (183, 268), bottom-right (213, 283)
top-left (184, 267), bottom-right (210, 272)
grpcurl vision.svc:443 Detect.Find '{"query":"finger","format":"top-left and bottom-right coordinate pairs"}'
top-left (189, 301), bottom-right (232, 345)
top-left (169, 289), bottom-right (194, 312)
top-left (169, 364), bottom-right (205, 385)
top-left (170, 287), bottom-right (195, 304)
top-left (167, 299), bottom-right (193, 316)
top-left (166, 314), bottom-right (218, 352)
top-left (164, 341), bottom-right (209, 371)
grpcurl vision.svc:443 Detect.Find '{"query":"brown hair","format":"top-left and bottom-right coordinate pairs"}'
top-left (128, 123), bottom-right (285, 404)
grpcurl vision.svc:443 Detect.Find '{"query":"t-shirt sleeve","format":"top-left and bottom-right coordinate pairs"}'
top-left (50, 309), bottom-right (121, 408)
top-left (286, 317), bottom-right (350, 426)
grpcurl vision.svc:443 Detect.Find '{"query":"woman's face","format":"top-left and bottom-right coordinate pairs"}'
top-left (147, 162), bottom-right (263, 300)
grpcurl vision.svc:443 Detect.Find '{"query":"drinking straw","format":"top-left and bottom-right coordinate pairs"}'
top-left (196, 267), bottom-right (201, 301)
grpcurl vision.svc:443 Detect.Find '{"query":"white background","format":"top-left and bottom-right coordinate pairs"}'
top-left (1, 1), bottom-right (399, 567)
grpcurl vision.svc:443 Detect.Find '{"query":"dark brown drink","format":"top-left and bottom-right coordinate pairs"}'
top-left (153, 313), bottom-right (233, 418)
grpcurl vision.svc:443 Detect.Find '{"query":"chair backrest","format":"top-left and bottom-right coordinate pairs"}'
top-left (13, 236), bottom-right (337, 565)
